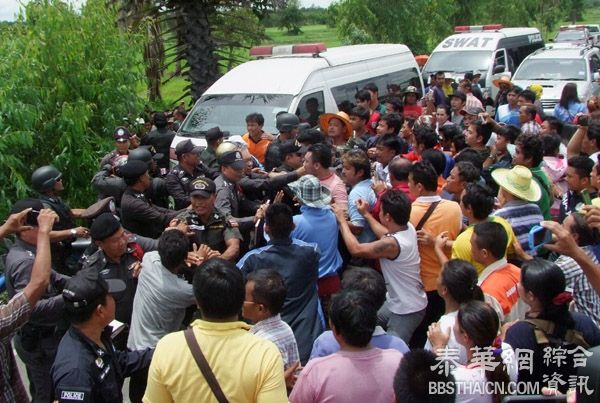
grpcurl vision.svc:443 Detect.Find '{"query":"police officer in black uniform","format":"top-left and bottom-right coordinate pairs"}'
top-left (100, 127), bottom-right (131, 168)
top-left (129, 146), bottom-right (170, 208)
top-left (177, 177), bottom-right (243, 262)
top-left (141, 112), bottom-right (175, 173)
top-left (200, 127), bottom-right (227, 179)
top-left (264, 112), bottom-right (300, 172)
top-left (51, 266), bottom-right (153, 403)
top-left (120, 160), bottom-right (181, 239)
top-left (166, 139), bottom-right (206, 209)
top-left (32, 165), bottom-right (90, 275)
top-left (5, 198), bottom-right (69, 403)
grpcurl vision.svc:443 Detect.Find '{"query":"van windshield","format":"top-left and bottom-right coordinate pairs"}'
top-left (179, 94), bottom-right (294, 136)
top-left (514, 59), bottom-right (587, 81)
top-left (423, 51), bottom-right (492, 74)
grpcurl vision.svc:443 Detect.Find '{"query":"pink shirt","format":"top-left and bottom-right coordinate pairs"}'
top-left (320, 172), bottom-right (348, 206)
top-left (290, 348), bottom-right (403, 403)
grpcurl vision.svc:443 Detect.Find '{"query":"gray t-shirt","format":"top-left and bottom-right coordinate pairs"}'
top-left (127, 251), bottom-right (195, 350)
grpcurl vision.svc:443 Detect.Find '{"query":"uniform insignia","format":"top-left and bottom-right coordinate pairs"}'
top-left (95, 357), bottom-right (104, 368)
top-left (100, 269), bottom-right (110, 276)
top-left (60, 391), bottom-right (85, 400)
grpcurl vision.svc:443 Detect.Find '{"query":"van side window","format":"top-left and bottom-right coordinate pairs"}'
top-left (297, 92), bottom-right (324, 127)
top-left (493, 50), bottom-right (506, 72)
top-left (589, 54), bottom-right (600, 74)
top-left (330, 68), bottom-right (422, 110)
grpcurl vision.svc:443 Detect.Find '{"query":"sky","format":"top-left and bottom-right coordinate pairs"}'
top-left (0, 0), bottom-right (334, 21)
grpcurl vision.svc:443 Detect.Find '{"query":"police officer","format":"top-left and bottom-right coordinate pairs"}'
top-left (52, 266), bottom-right (153, 403)
top-left (120, 160), bottom-right (181, 239)
top-left (5, 198), bottom-right (69, 403)
top-left (141, 111), bottom-right (175, 172)
top-left (166, 139), bottom-right (206, 209)
top-left (32, 165), bottom-right (90, 275)
top-left (177, 177), bottom-right (242, 262)
top-left (273, 140), bottom-right (304, 173)
top-left (200, 126), bottom-right (227, 179)
top-left (100, 126), bottom-right (130, 168)
top-left (129, 146), bottom-right (170, 208)
top-left (91, 156), bottom-right (128, 206)
top-left (264, 112), bottom-right (300, 172)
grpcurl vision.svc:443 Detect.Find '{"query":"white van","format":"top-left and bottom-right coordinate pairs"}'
top-left (171, 43), bottom-right (424, 153)
top-left (512, 44), bottom-right (600, 114)
top-left (422, 25), bottom-right (544, 99)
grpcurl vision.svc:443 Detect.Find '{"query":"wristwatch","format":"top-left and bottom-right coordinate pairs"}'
top-left (70, 228), bottom-right (77, 238)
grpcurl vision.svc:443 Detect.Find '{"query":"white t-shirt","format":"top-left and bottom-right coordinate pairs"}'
top-left (424, 311), bottom-right (468, 364)
top-left (379, 223), bottom-right (427, 314)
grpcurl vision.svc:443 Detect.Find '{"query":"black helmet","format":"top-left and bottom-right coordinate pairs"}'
top-left (31, 165), bottom-right (62, 193)
top-left (128, 147), bottom-right (153, 164)
top-left (276, 113), bottom-right (300, 133)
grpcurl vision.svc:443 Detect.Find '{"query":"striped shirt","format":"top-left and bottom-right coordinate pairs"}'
top-left (555, 246), bottom-right (600, 327)
top-left (251, 314), bottom-right (300, 370)
top-left (493, 200), bottom-right (544, 255)
top-left (0, 292), bottom-right (31, 403)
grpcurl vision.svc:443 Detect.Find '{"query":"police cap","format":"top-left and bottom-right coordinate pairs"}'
top-left (63, 267), bottom-right (126, 312)
top-left (90, 212), bottom-right (121, 241)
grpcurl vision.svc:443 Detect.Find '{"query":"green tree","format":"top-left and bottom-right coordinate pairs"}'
top-left (279, 0), bottom-right (304, 35)
top-left (0, 0), bottom-right (145, 216)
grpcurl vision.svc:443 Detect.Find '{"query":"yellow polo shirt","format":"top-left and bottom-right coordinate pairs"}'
top-left (451, 216), bottom-right (517, 274)
top-left (144, 319), bottom-right (287, 403)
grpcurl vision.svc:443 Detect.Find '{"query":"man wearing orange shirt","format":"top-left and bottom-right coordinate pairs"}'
top-left (242, 113), bottom-right (271, 165)
top-left (407, 161), bottom-right (462, 348)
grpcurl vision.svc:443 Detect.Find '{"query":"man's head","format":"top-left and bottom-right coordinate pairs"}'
top-left (541, 117), bottom-right (563, 136)
top-left (583, 123), bottom-right (600, 155)
top-left (242, 269), bottom-right (286, 324)
top-left (460, 183), bottom-right (495, 221)
top-left (276, 112), bottom-right (300, 136)
top-left (329, 290), bottom-right (377, 348)
top-left (450, 91), bottom-right (466, 112)
top-left (113, 126), bottom-right (130, 154)
top-left (153, 112), bottom-right (168, 129)
top-left (341, 267), bottom-right (386, 310)
top-left (514, 133), bottom-right (543, 168)
top-left (175, 139), bottom-right (202, 167)
top-left (459, 107), bottom-right (484, 127)
top-left (355, 89), bottom-right (372, 110)
top-left (414, 126), bottom-right (439, 155)
top-left (385, 97), bottom-right (403, 112)
top-left (246, 113), bottom-right (265, 140)
top-left (303, 143), bottom-right (332, 176)
top-left (91, 213), bottom-right (127, 261)
top-left (31, 165), bottom-right (63, 195)
top-left (434, 71), bottom-right (445, 87)
top-left (349, 106), bottom-right (370, 132)
top-left (421, 149), bottom-right (446, 178)
top-left (120, 160), bottom-right (150, 189)
top-left (393, 349), bottom-right (456, 403)
top-left (363, 82), bottom-right (380, 107)
top-left (279, 140), bottom-right (303, 170)
top-left (518, 104), bottom-right (536, 124)
top-left (9, 198), bottom-right (44, 242)
top-left (506, 86), bottom-right (521, 107)
top-left (377, 113), bottom-right (403, 136)
top-left (375, 134), bottom-right (403, 166)
top-left (341, 149), bottom-right (371, 187)
top-left (470, 221), bottom-right (508, 265)
top-left (264, 203), bottom-right (294, 241)
top-left (518, 89), bottom-right (537, 105)
top-left (380, 189), bottom-right (411, 226)
top-left (408, 160), bottom-right (438, 197)
top-left (459, 79), bottom-right (473, 94)
top-left (465, 120), bottom-right (492, 148)
top-left (63, 267), bottom-right (125, 326)
top-left (193, 258), bottom-right (244, 321)
top-left (445, 161), bottom-right (480, 196)
top-left (453, 148), bottom-right (483, 170)
top-left (188, 177), bottom-right (217, 217)
top-left (158, 230), bottom-right (189, 273)
top-left (173, 105), bottom-right (187, 122)
top-left (566, 155), bottom-right (594, 192)
top-left (388, 157), bottom-right (412, 185)
top-left (219, 150), bottom-right (246, 182)
top-left (495, 125), bottom-right (520, 153)
top-left (205, 126), bottom-right (226, 148)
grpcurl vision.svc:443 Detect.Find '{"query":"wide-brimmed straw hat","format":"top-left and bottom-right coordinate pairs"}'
top-left (287, 175), bottom-right (332, 208)
top-left (319, 111), bottom-right (353, 140)
top-left (492, 75), bottom-right (513, 89)
top-left (491, 165), bottom-right (542, 202)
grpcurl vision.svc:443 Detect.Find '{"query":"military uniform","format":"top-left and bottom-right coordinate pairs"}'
top-left (5, 238), bottom-right (69, 403)
top-left (165, 164), bottom-right (207, 209)
top-left (120, 188), bottom-right (180, 239)
top-left (52, 323), bottom-right (153, 403)
top-left (177, 208), bottom-right (242, 254)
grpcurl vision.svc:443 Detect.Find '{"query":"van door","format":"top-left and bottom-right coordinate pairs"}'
top-left (293, 91), bottom-right (326, 127)
top-left (489, 49), bottom-right (509, 100)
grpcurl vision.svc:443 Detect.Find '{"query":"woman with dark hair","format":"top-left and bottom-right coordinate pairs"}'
top-left (504, 258), bottom-right (600, 393)
top-left (425, 260), bottom-right (483, 364)
top-left (429, 300), bottom-right (514, 403)
top-left (553, 82), bottom-right (588, 123)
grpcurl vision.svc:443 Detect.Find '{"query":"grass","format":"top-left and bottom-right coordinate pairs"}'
top-left (147, 24), bottom-right (340, 107)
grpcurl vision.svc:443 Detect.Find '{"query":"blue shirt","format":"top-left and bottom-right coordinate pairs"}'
top-left (292, 206), bottom-right (343, 279)
top-left (553, 101), bottom-right (588, 123)
top-left (495, 103), bottom-right (521, 127)
top-left (309, 326), bottom-right (409, 360)
top-left (348, 179), bottom-right (377, 243)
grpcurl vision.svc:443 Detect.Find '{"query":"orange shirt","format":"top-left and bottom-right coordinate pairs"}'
top-left (242, 133), bottom-right (271, 164)
top-left (410, 197), bottom-right (462, 291)
top-left (479, 260), bottom-right (521, 317)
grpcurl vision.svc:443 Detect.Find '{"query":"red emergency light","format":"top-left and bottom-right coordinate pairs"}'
top-left (250, 43), bottom-right (327, 58)
top-left (454, 24), bottom-right (503, 33)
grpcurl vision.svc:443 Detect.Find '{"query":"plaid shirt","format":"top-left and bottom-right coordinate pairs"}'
top-left (0, 292), bottom-right (31, 402)
top-left (250, 314), bottom-right (300, 370)
top-left (555, 246), bottom-right (600, 327)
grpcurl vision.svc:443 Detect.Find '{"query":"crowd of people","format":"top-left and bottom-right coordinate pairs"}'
top-left (4, 73), bottom-right (600, 403)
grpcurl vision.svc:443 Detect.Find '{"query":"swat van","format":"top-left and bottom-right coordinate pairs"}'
top-left (422, 25), bottom-right (544, 98)
top-left (171, 43), bottom-right (424, 154)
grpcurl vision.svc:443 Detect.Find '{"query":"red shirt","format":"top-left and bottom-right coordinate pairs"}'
top-left (371, 182), bottom-right (414, 221)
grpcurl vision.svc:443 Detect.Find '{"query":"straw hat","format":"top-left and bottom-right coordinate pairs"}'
top-left (320, 111), bottom-right (353, 141)
top-left (491, 165), bottom-right (542, 202)
top-left (492, 75), bottom-right (513, 89)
